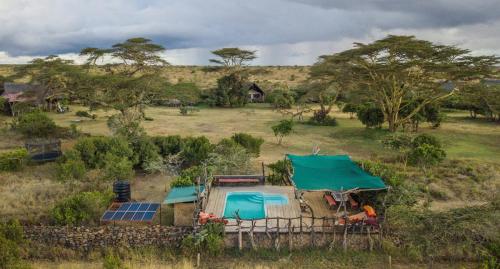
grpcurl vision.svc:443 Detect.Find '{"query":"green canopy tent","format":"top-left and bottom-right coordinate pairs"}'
top-left (286, 154), bottom-right (387, 193)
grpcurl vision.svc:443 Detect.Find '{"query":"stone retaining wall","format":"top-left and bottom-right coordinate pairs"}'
top-left (23, 225), bottom-right (192, 251)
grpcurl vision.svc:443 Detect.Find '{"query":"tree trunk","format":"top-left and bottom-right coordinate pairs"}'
top-left (388, 114), bottom-right (398, 132)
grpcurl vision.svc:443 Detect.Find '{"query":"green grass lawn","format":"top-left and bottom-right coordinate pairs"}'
top-left (46, 104), bottom-right (500, 167)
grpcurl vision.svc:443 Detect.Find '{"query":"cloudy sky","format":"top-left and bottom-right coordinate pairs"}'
top-left (0, 0), bottom-right (499, 65)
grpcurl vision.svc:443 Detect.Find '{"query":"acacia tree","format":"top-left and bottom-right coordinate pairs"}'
top-left (79, 38), bottom-right (168, 135)
top-left (209, 48), bottom-right (257, 107)
top-left (209, 48), bottom-right (256, 68)
top-left (317, 35), bottom-right (498, 131)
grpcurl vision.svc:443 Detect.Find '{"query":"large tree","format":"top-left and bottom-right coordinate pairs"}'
top-left (315, 35), bottom-right (498, 131)
top-left (209, 47), bottom-right (257, 68)
top-left (79, 38), bottom-right (168, 134)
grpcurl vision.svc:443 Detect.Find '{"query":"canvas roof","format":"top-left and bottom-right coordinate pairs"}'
top-left (164, 185), bottom-right (205, 204)
top-left (287, 154), bottom-right (387, 192)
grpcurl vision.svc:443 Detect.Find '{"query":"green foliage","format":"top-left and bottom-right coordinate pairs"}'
top-left (0, 148), bottom-right (28, 172)
top-left (387, 201), bottom-right (500, 261)
top-left (307, 110), bottom-right (338, 126)
top-left (408, 134), bottom-right (446, 167)
top-left (0, 97), bottom-right (6, 113)
top-left (130, 136), bottom-right (161, 172)
top-left (210, 138), bottom-right (251, 175)
top-left (55, 150), bottom-right (86, 181)
top-left (10, 102), bottom-right (33, 116)
top-left (0, 220), bottom-right (28, 269)
top-left (103, 252), bottom-right (125, 269)
top-left (266, 160), bottom-right (291, 185)
top-left (267, 89), bottom-right (295, 109)
top-left (74, 136), bottom-right (135, 169)
top-left (13, 111), bottom-right (57, 138)
top-left (51, 191), bottom-right (113, 225)
top-left (209, 47), bottom-right (256, 67)
top-left (357, 105), bottom-right (384, 128)
top-left (107, 114), bottom-right (146, 139)
top-left (179, 106), bottom-right (200, 116)
top-left (408, 144), bottom-right (446, 167)
top-left (180, 136), bottom-right (214, 167)
top-left (271, 119), bottom-right (294, 144)
top-left (341, 103), bottom-right (359, 118)
top-left (152, 135), bottom-right (183, 157)
top-left (231, 133), bottom-right (264, 156)
top-left (170, 176), bottom-right (194, 188)
top-left (102, 153), bottom-right (134, 181)
top-left (210, 72), bottom-right (248, 107)
top-left (182, 222), bottom-right (225, 256)
top-left (158, 82), bottom-right (201, 105)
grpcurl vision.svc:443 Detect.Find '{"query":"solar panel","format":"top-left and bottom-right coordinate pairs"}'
top-left (101, 202), bottom-right (160, 222)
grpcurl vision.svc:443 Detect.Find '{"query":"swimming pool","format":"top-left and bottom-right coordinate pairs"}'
top-left (223, 192), bottom-right (289, 220)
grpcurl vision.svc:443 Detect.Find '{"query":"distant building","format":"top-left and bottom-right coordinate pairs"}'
top-left (2, 82), bottom-right (46, 105)
top-left (246, 83), bottom-right (265, 102)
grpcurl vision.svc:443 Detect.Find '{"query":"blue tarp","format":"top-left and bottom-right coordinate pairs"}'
top-left (164, 185), bottom-right (205, 204)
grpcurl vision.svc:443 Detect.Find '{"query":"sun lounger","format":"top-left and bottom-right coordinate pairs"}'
top-left (323, 193), bottom-right (337, 208)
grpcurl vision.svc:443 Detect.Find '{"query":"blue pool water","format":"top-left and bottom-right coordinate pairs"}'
top-left (223, 192), bottom-right (289, 220)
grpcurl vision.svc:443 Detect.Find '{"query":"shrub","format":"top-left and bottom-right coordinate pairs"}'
top-left (408, 144), bottom-right (446, 167)
top-left (357, 105), bottom-right (384, 128)
top-left (180, 136), bottom-right (214, 167)
top-left (408, 134), bottom-right (446, 167)
top-left (271, 120), bottom-right (294, 145)
top-left (342, 103), bottom-right (359, 119)
top-left (102, 153), bottom-right (134, 181)
top-left (152, 135), bottom-right (183, 157)
top-left (181, 222), bottom-right (225, 256)
top-left (231, 133), bottom-right (264, 156)
top-left (74, 136), bottom-right (135, 169)
top-left (13, 111), bottom-right (57, 138)
top-left (55, 150), bottom-right (86, 181)
top-left (307, 111), bottom-right (338, 126)
top-left (210, 72), bottom-right (248, 107)
top-left (103, 252), bottom-right (125, 269)
top-left (210, 138), bottom-right (251, 175)
top-left (158, 82), bottom-right (202, 105)
top-left (170, 176), bottom-right (194, 188)
top-left (0, 220), bottom-right (26, 269)
top-left (0, 148), bottom-right (28, 172)
top-left (51, 191), bottom-right (113, 225)
top-left (130, 136), bottom-right (161, 171)
top-left (266, 160), bottom-right (291, 185)
top-left (267, 89), bottom-right (295, 109)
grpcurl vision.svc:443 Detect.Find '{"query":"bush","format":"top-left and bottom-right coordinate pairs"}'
top-left (102, 153), bottom-right (134, 181)
top-left (408, 134), bottom-right (446, 167)
top-left (408, 144), bottom-right (446, 167)
top-left (130, 136), bottom-right (161, 171)
top-left (342, 103), bottom-right (358, 118)
top-left (0, 219), bottom-right (27, 269)
top-left (51, 191), bottom-right (113, 225)
top-left (152, 135), bottom-right (183, 157)
top-left (357, 105), bottom-right (384, 128)
top-left (13, 111), bottom-right (57, 138)
top-left (267, 89), bottom-right (295, 109)
top-left (307, 110), bottom-right (338, 126)
top-left (210, 138), bottom-right (251, 175)
top-left (103, 252), bottom-right (125, 269)
top-left (55, 150), bottom-right (86, 181)
top-left (231, 133), bottom-right (264, 156)
top-left (0, 148), bottom-right (28, 172)
top-left (272, 120), bottom-right (294, 144)
top-left (210, 72), bottom-right (248, 107)
top-left (181, 222), bottom-right (225, 256)
top-left (74, 136), bottom-right (135, 169)
top-left (170, 176), bottom-right (194, 188)
top-left (266, 160), bottom-right (291, 185)
top-left (180, 136), bottom-right (214, 167)
top-left (157, 82), bottom-right (202, 105)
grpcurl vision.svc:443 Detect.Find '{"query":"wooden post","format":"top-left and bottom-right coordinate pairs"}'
top-left (196, 253), bottom-right (200, 267)
top-left (249, 220), bottom-right (256, 250)
top-left (367, 226), bottom-right (374, 252)
top-left (288, 219), bottom-right (292, 250)
top-left (322, 217), bottom-right (326, 238)
top-left (275, 217), bottom-right (280, 251)
top-left (342, 191), bottom-right (348, 251)
top-left (310, 217), bottom-right (315, 247)
top-left (388, 255), bottom-right (392, 269)
top-left (238, 223), bottom-right (243, 251)
top-left (299, 215), bottom-right (303, 235)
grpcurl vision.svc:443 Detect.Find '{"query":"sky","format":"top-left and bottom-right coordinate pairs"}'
top-left (0, 0), bottom-right (499, 65)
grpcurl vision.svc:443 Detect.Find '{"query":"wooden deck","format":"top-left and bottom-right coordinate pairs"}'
top-left (204, 186), bottom-right (341, 233)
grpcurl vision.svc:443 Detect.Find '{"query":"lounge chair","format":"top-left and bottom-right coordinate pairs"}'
top-left (323, 192), bottom-right (337, 209)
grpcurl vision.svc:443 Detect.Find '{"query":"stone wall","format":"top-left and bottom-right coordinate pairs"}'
top-left (23, 225), bottom-right (192, 251)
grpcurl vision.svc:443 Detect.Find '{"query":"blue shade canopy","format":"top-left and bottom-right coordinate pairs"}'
top-left (287, 154), bottom-right (387, 191)
top-left (101, 202), bottom-right (160, 222)
top-left (164, 185), bottom-right (205, 204)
